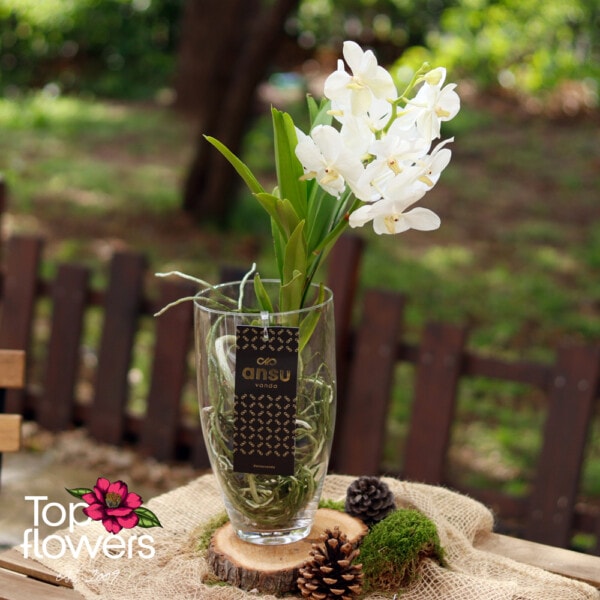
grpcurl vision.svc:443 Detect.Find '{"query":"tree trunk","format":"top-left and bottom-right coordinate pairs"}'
top-left (175, 0), bottom-right (300, 225)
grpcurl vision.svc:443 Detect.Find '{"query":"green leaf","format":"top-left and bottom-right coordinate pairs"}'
top-left (251, 192), bottom-right (286, 278)
top-left (307, 94), bottom-right (320, 124)
top-left (276, 198), bottom-right (302, 238)
top-left (134, 506), bottom-right (162, 528)
top-left (271, 108), bottom-right (307, 220)
top-left (280, 221), bottom-right (308, 314)
top-left (307, 96), bottom-right (333, 128)
top-left (204, 135), bottom-right (265, 196)
top-left (254, 192), bottom-right (281, 229)
top-left (298, 284), bottom-right (325, 352)
top-left (282, 221), bottom-right (307, 289)
top-left (255, 192), bottom-right (300, 240)
top-left (270, 217), bottom-right (285, 281)
top-left (280, 270), bottom-right (305, 321)
top-left (311, 195), bottom-right (359, 257)
top-left (253, 273), bottom-right (274, 313)
top-left (65, 487), bottom-right (93, 500)
top-left (306, 184), bottom-right (337, 256)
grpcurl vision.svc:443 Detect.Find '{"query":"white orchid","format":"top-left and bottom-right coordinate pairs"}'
top-left (358, 125), bottom-right (432, 193)
top-left (338, 114), bottom-right (375, 159)
top-left (407, 67), bottom-right (461, 140)
top-left (207, 42), bottom-right (459, 309)
top-left (295, 125), bottom-right (364, 198)
top-left (413, 138), bottom-right (454, 189)
top-left (324, 41), bottom-right (397, 116)
top-left (349, 186), bottom-right (441, 235)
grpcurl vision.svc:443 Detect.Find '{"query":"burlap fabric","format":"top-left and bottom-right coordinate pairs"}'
top-left (32, 474), bottom-right (599, 600)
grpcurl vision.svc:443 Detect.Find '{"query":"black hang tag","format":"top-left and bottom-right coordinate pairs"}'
top-left (233, 325), bottom-right (299, 476)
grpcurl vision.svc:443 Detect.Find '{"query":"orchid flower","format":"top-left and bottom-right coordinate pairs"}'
top-left (324, 41), bottom-right (397, 116)
top-left (407, 67), bottom-right (461, 140)
top-left (349, 175), bottom-right (441, 235)
top-left (205, 41), bottom-right (459, 310)
top-left (359, 127), bottom-right (432, 189)
top-left (348, 196), bottom-right (441, 235)
top-left (413, 138), bottom-right (454, 189)
top-left (295, 125), bottom-right (363, 198)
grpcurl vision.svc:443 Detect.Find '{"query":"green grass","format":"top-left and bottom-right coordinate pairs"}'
top-left (1, 92), bottom-right (599, 512)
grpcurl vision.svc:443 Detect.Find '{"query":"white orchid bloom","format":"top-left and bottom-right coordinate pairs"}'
top-left (331, 95), bottom-right (392, 133)
top-left (413, 138), bottom-right (453, 189)
top-left (423, 66), bottom-right (446, 86)
top-left (370, 126), bottom-right (431, 175)
top-left (350, 167), bottom-right (441, 234)
top-left (295, 125), bottom-right (363, 198)
top-left (338, 114), bottom-right (375, 159)
top-left (408, 68), bottom-right (461, 141)
top-left (350, 124), bottom-right (431, 202)
top-left (348, 164), bottom-right (383, 203)
top-left (349, 194), bottom-right (440, 235)
top-left (324, 41), bottom-right (397, 116)
top-left (355, 159), bottom-right (418, 203)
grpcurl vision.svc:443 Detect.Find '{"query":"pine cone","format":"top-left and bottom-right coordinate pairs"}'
top-left (345, 476), bottom-right (395, 525)
top-left (297, 527), bottom-right (363, 600)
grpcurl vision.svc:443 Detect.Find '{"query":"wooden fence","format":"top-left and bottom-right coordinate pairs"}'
top-left (0, 230), bottom-right (599, 554)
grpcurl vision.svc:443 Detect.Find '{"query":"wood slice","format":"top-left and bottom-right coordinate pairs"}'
top-left (207, 508), bottom-right (368, 595)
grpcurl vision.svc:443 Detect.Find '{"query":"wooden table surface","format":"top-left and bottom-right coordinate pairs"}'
top-left (1, 531), bottom-right (599, 599)
top-left (0, 547), bottom-right (84, 599)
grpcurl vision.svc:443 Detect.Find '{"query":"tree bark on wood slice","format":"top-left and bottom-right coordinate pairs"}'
top-left (207, 508), bottom-right (368, 595)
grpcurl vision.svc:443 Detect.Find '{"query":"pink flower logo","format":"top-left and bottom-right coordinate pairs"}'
top-left (67, 477), bottom-right (162, 535)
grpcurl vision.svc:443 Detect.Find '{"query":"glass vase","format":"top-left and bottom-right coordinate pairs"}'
top-left (194, 280), bottom-right (336, 545)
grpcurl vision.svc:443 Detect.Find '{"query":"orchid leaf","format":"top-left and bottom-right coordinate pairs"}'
top-left (255, 193), bottom-right (286, 239)
top-left (307, 95), bottom-right (333, 128)
top-left (306, 184), bottom-right (338, 256)
top-left (305, 196), bottom-right (358, 287)
top-left (282, 221), bottom-right (307, 287)
top-left (255, 192), bottom-right (301, 240)
top-left (271, 108), bottom-right (307, 220)
top-left (280, 270), bottom-right (304, 321)
top-left (270, 217), bottom-right (285, 281)
top-left (298, 284), bottom-right (325, 352)
top-left (255, 192), bottom-right (300, 280)
top-left (307, 94), bottom-right (320, 124)
top-left (204, 135), bottom-right (265, 196)
top-left (253, 273), bottom-right (274, 313)
top-left (252, 192), bottom-right (287, 277)
top-left (276, 198), bottom-right (301, 237)
top-left (311, 196), bottom-right (359, 257)
top-left (281, 221), bottom-right (307, 313)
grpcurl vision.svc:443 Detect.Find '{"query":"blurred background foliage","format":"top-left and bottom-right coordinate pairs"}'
top-left (1, 0), bottom-right (599, 512)
top-left (294, 0), bottom-right (600, 100)
top-left (1, 0), bottom-right (598, 105)
top-left (0, 0), bottom-right (183, 98)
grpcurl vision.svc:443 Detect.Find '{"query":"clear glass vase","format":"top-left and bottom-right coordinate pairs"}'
top-left (194, 280), bottom-right (336, 545)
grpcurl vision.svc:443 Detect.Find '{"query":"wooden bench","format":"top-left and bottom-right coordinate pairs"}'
top-left (0, 349), bottom-right (25, 488)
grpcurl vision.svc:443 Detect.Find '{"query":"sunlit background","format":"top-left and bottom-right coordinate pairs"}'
top-left (0, 0), bottom-right (599, 548)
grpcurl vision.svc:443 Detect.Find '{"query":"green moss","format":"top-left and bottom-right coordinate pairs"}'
top-left (360, 509), bottom-right (445, 592)
top-left (195, 512), bottom-right (230, 554)
top-left (318, 498), bottom-right (346, 512)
